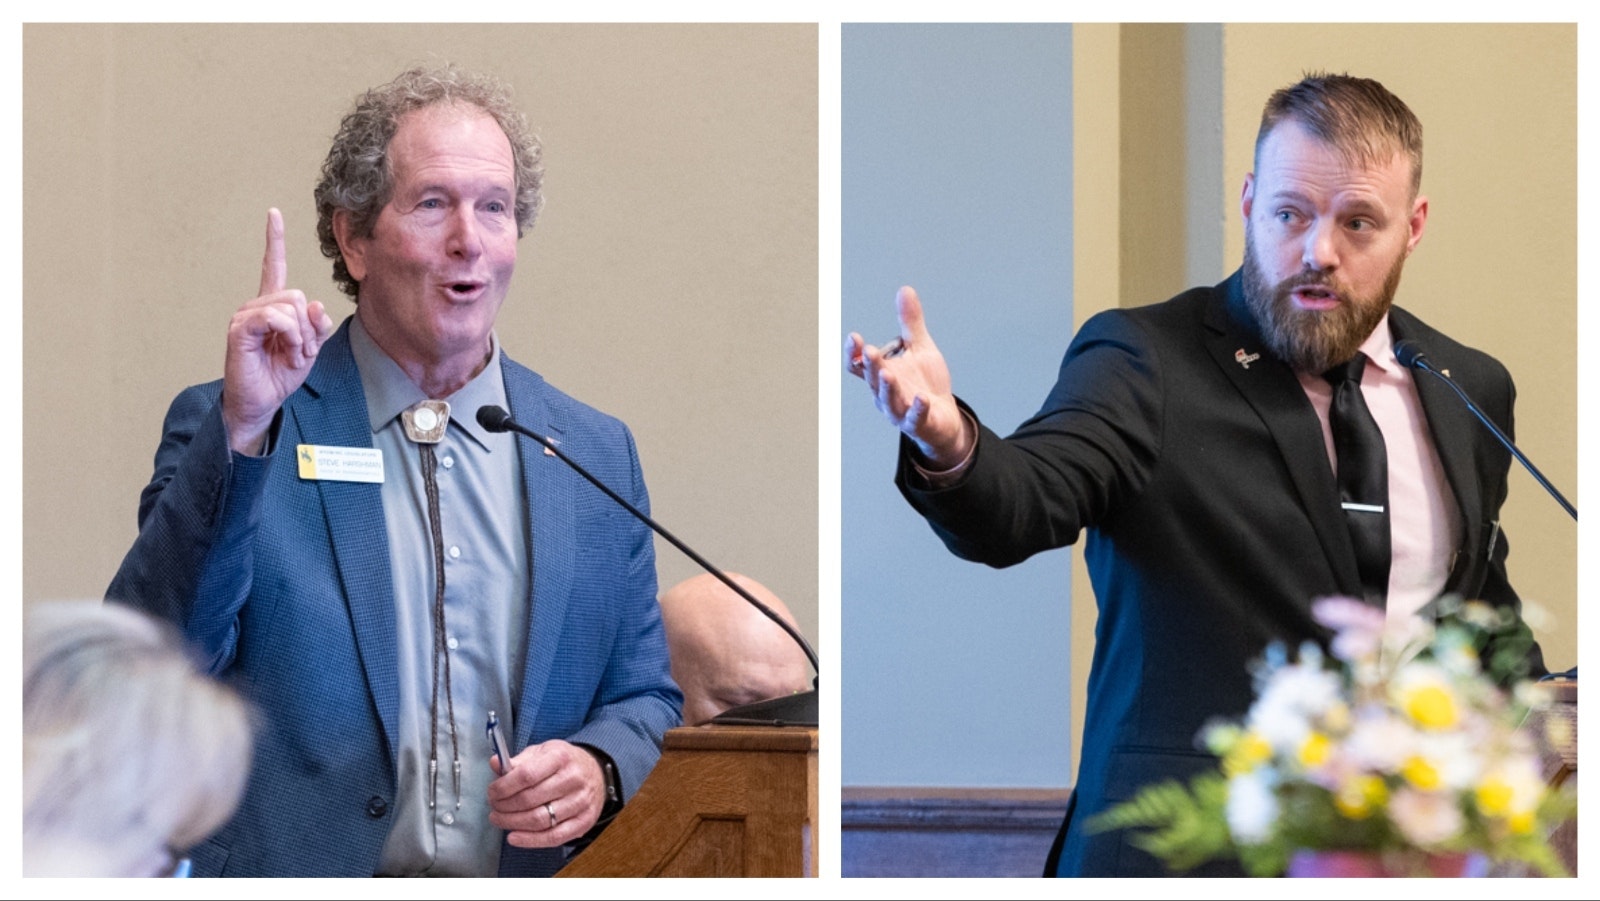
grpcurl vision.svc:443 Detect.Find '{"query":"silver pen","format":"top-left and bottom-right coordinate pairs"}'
top-left (486, 710), bottom-right (512, 774)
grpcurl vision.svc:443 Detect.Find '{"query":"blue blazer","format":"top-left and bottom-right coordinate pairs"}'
top-left (108, 321), bottom-right (682, 876)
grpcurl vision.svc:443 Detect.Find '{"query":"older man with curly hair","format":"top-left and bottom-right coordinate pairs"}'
top-left (108, 64), bottom-right (681, 877)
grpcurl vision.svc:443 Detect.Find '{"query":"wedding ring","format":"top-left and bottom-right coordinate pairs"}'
top-left (545, 801), bottom-right (558, 828)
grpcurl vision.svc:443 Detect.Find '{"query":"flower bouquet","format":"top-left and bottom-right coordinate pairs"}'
top-left (1091, 597), bottom-right (1574, 876)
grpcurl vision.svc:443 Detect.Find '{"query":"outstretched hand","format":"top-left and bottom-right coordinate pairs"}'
top-left (845, 286), bottom-right (972, 467)
top-left (222, 208), bottom-right (336, 455)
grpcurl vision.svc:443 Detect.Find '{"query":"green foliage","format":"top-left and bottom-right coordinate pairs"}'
top-left (1085, 598), bottom-right (1576, 878)
top-left (1273, 782), bottom-right (1395, 851)
top-left (1087, 774), bottom-right (1238, 874)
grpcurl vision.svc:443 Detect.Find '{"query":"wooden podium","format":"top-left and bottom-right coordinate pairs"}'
top-left (1529, 678), bottom-right (1577, 876)
top-left (1493, 676), bottom-right (1578, 877)
top-left (556, 724), bottom-right (818, 877)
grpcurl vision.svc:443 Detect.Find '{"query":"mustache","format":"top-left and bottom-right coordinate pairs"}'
top-left (1282, 272), bottom-right (1338, 292)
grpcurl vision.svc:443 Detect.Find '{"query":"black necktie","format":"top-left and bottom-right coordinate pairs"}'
top-left (1322, 353), bottom-right (1390, 605)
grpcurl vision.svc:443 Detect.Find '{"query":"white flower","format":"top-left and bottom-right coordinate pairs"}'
top-left (1435, 730), bottom-right (1487, 790)
top-left (1249, 663), bottom-right (1343, 753)
top-left (1429, 625), bottom-right (1485, 679)
top-left (1477, 756), bottom-right (1546, 822)
top-left (1226, 770), bottom-right (1278, 844)
top-left (1389, 787), bottom-right (1464, 847)
top-left (1391, 662), bottom-right (1462, 730)
top-left (1342, 711), bottom-right (1413, 774)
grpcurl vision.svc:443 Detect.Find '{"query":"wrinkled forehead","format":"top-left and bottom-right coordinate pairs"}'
top-left (384, 102), bottom-right (512, 173)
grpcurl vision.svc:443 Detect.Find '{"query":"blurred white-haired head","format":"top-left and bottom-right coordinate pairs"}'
top-left (23, 601), bottom-right (254, 876)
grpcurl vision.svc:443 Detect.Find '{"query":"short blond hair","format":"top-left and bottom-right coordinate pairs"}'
top-left (1256, 72), bottom-right (1424, 199)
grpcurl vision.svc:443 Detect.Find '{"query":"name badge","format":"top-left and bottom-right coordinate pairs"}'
top-left (297, 445), bottom-right (385, 483)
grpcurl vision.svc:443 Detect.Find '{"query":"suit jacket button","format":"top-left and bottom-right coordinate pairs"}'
top-left (366, 796), bottom-right (388, 818)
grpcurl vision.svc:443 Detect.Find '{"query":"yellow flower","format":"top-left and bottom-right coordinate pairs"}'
top-left (1401, 755), bottom-right (1441, 791)
top-left (1400, 683), bottom-right (1458, 730)
top-left (1476, 777), bottom-right (1514, 817)
top-left (1476, 761), bottom-right (1548, 837)
top-left (1223, 730), bottom-right (1273, 777)
top-left (1507, 810), bottom-right (1536, 835)
top-left (1334, 775), bottom-right (1388, 819)
top-left (1298, 732), bottom-right (1332, 769)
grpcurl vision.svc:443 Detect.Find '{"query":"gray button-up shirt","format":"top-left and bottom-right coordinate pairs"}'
top-left (350, 317), bottom-right (530, 877)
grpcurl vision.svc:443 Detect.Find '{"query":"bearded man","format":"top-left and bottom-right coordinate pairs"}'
top-left (846, 73), bottom-right (1546, 877)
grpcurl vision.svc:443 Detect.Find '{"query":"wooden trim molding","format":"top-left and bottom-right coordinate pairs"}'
top-left (842, 787), bottom-right (1072, 878)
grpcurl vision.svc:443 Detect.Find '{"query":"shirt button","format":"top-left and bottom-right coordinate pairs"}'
top-left (442, 456), bottom-right (454, 469)
top-left (449, 546), bottom-right (461, 559)
top-left (366, 796), bottom-right (388, 818)
top-left (442, 813), bottom-right (455, 826)
top-left (447, 636), bottom-right (459, 650)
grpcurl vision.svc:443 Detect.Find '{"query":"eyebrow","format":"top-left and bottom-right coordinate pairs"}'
top-left (409, 178), bottom-right (514, 196)
top-left (1267, 189), bottom-right (1384, 218)
top-left (1265, 189), bottom-right (1313, 207)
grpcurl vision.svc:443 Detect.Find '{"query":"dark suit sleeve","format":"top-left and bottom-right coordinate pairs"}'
top-left (897, 309), bottom-right (1164, 568)
top-left (105, 383), bottom-right (275, 672)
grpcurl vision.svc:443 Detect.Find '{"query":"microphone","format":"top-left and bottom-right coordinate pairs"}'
top-left (1393, 340), bottom-right (1576, 521)
top-left (477, 404), bottom-right (819, 726)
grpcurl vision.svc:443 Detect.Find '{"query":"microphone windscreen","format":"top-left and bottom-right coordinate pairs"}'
top-left (477, 405), bottom-right (512, 432)
top-left (1393, 339), bottom-right (1426, 370)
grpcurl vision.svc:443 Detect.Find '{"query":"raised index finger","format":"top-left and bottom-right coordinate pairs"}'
top-left (259, 208), bottom-right (288, 297)
top-left (896, 285), bottom-right (931, 344)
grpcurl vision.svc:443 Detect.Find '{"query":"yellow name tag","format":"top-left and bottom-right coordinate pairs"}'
top-left (297, 445), bottom-right (385, 483)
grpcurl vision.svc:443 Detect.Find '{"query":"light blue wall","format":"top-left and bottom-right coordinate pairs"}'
top-left (841, 24), bottom-right (1076, 787)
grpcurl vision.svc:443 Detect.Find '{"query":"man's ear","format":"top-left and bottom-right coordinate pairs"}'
top-left (1240, 172), bottom-right (1257, 221)
top-left (1405, 194), bottom-right (1429, 256)
top-left (332, 209), bottom-right (366, 283)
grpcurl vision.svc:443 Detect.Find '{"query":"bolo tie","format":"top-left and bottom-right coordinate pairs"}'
top-left (401, 398), bottom-right (461, 813)
top-left (1321, 353), bottom-right (1391, 606)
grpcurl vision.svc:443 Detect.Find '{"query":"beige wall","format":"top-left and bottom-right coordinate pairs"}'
top-left (1073, 22), bottom-right (1576, 774)
top-left (22, 24), bottom-right (819, 644)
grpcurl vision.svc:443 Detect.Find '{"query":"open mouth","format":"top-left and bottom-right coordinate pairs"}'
top-left (446, 281), bottom-right (484, 298)
top-left (1290, 283), bottom-right (1341, 311)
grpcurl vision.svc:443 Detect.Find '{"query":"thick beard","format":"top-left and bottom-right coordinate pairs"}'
top-left (1241, 230), bottom-right (1405, 374)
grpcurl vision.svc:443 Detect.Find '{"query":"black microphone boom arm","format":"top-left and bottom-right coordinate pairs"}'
top-left (1393, 340), bottom-right (1576, 521)
top-left (475, 404), bottom-right (821, 673)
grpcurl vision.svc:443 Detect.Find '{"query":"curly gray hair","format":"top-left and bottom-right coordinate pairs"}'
top-left (314, 65), bottom-right (545, 300)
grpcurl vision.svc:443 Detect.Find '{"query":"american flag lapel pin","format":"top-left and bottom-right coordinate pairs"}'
top-left (1235, 348), bottom-right (1260, 369)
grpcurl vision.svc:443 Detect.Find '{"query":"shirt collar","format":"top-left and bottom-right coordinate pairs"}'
top-left (348, 315), bottom-right (509, 451)
top-left (1361, 312), bottom-right (1400, 378)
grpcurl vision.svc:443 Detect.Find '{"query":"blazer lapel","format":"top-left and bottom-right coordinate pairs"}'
top-left (1201, 275), bottom-right (1363, 596)
top-left (289, 323), bottom-right (401, 761)
top-left (1388, 309), bottom-right (1485, 594)
top-left (502, 359), bottom-right (575, 748)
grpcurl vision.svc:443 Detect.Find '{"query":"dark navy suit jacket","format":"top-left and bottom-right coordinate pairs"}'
top-left (898, 272), bottom-right (1543, 876)
top-left (108, 321), bottom-right (681, 876)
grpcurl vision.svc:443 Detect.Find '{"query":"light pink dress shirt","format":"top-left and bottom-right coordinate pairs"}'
top-left (1296, 314), bottom-right (1461, 624)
